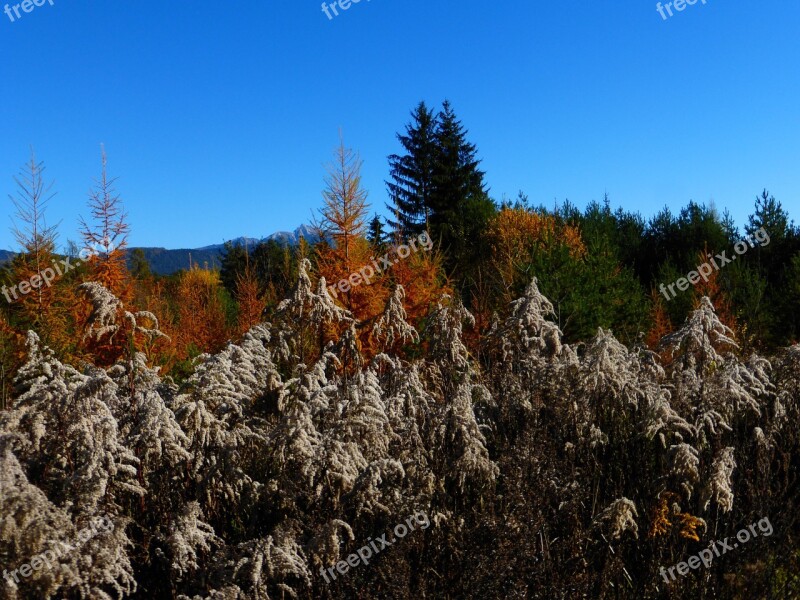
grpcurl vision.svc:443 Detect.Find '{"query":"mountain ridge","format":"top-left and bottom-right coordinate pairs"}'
top-left (0, 225), bottom-right (317, 276)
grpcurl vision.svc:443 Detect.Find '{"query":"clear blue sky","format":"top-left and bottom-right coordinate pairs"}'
top-left (1, 0), bottom-right (798, 250)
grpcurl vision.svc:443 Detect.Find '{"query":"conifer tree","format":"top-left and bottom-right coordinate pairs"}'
top-left (645, 287), bottom-right (673, 354)
top-left (79, 146), bottom-right (131, 301)
top-left (219, 240), bottom-right (248, 295)
top-left (429, 100), bottom-right (493, 273)
top-left (6, 149), bottom-right (70, 351)
top-left (367, 213), bottom-right (386, 248)
top-left (174, 267), bottom-right (229, 361)
top-left (386, 102), bottom-right (438, 235)
top-left (388, 101), bottom-right (494, 285)
top-left (129, 249), bottom-right (151, 280)
top-left (315, 136), bottom-right (387, 324)
top-left (234, 256), bottom-right (266, 336)
top-left (317, 135), bottom-right (369, 268)
top-left (746, 189), bottom-right (789, 251)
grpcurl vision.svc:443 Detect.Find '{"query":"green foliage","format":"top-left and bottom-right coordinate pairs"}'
top-left (220, 239), bottom-right (298, 310)
top-left (725, 260), bottom-right (770, 345)
top-left (428, 101), bottom-right (494, 276)
top-left (129, 248), bottom-right (152, 279)
top-left (367, 213), bottom-right (386, 248)
top-left (656, 260), bottom-right (695, 323)
top-left (780, 253), bottom-right (800, 342)
top-left (386, 101), bottom-right (438, 236)
top-left (530, 218), bottom-right (648, 344)
top-left (387, 100), bottom-right (496, 297)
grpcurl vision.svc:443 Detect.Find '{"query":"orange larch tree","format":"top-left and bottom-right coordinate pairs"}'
top-left (131, 277), bottom-right (177, 369)
top-left (174, 266), bottom-right (229, 361)
top-left (314, 135), bottom-right (388, 335)
top-left (235, 255), bottom-right (266, 337)
top-left (646, 287), bottom-right (674, 354)
top-left (79, 146), bottom-right (132, 301)
top-left (5, 149), bottom-right (71, 352)
top-left (76, 147), bottom-right (135, 364)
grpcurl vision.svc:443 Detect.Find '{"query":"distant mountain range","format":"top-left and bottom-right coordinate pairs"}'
top-left (194, 224), bottom-right (318, 252)
top-left (130, 225), bottom-right (319, 274)
top-left (0, 225), bottom-right (318, 276)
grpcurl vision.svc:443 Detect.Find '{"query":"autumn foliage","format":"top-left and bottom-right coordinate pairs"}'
top-left (172, 266), bottom-right (229, 361)
top-left (1, 136), bottom-right (800, 600)
top-left (486, 206), bottom-right (586, 304)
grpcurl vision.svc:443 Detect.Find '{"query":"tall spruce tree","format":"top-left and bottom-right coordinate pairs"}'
top-left (386, 102), bottom-right (438, 235)
top-left (430, 101), bottom-right (495, 282)
top-left (429, 100), bottom-right (487, 226)
top-left (387, 100), bottom-right (495, 288)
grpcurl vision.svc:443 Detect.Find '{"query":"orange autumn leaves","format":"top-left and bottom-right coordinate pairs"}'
top-left (649, 492), bottom-right (706, 542)
top-left (486, 207), bottom-right (586, 304)
top-left (313, 138), bottom-right (448, 356)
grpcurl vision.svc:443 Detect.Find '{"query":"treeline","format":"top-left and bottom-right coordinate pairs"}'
top-left (1, 102), bottom-right (799, 395)
top-left (223, 101), bottom-right (799, 353)
top-left (1, 105), bottom-right (799, 600)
